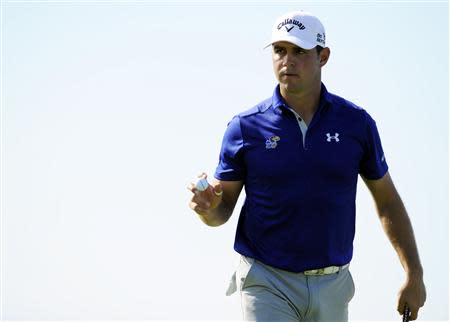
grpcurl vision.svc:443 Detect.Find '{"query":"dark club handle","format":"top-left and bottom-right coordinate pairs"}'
top-left (402, 305), bottom-right (411, 322)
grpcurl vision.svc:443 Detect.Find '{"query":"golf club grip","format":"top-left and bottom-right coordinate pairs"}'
top-left (402, 306), bottom-right (410, 322)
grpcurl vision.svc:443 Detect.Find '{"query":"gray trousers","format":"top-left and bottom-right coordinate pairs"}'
top-left (227, 256), bottom-right (355, 322)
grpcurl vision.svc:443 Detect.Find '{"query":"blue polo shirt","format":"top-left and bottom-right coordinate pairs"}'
top-left (214, 83), bottom-right (388, 272)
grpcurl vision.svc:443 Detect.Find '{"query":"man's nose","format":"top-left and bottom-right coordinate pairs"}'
top-left (283, 54), bottom-right (295, 67)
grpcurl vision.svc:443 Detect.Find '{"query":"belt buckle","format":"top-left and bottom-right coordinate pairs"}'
top-left (303, 266), bottom-right (344, 276)
top-left (304, 267), bottom-right (325, 276)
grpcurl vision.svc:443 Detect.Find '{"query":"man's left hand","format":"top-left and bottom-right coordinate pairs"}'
top-left (397, 275), bottom-right (426, 320)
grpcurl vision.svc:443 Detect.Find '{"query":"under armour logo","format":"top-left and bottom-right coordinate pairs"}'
top-left (326, 133), bottom-right (340, 142)
top-left (285, 26), bottom-right (295, 32)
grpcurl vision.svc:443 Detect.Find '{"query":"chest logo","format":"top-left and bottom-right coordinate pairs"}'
top-left (265, 135), bottom-right (280, 149)
top-left (326, 132), bottom-right (340, 142)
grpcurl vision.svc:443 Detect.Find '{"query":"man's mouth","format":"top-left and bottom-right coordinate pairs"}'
top-left (281, 73), bottom-right (299, 77)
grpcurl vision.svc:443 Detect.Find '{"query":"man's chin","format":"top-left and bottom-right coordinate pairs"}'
top-left (280, 82), bottom-right (303, 94)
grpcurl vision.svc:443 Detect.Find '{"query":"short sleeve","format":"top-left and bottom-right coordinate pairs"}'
top-left (359, 112), bottom-right (389, 180)
top-left (214, 116), bottom-right (246, 181)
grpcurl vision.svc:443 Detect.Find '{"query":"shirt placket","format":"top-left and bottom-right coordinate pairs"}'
top-left (288, 108), bottom-right (309, 150)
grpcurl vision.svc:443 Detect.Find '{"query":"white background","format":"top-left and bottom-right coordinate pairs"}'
top-left (1, 1), bottom-right (448, 321)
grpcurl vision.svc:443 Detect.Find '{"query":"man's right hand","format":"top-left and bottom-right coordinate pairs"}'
top-left (188, 173), bottom-right (224, 217)
top-left (187, 173), bottom-right (244, 227)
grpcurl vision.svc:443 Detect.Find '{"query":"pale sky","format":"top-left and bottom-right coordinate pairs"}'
top-left (1, 1), bottom-right (448, 321)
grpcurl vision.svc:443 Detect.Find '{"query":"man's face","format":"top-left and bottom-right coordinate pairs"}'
top-left (272, 41), bottom-right (329, 95)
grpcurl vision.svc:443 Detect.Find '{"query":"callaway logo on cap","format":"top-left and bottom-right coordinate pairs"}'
top-left (265, 11), bottom-right (326, 50)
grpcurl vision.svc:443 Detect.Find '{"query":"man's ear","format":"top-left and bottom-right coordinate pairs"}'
top-left (319, 47), bottom-right (331, 67)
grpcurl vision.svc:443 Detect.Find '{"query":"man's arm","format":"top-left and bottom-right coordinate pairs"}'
top-left (188, 174), bottom-right (244, 227)
top-left (363, 171), bottom-right (426, 320)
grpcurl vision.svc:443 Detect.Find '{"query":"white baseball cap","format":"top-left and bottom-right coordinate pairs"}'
top-left (265, 11), bottom-right (326, 50)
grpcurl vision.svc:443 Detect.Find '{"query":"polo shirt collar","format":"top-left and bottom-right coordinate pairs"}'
top-left (271, 83), bottom-right (332, 114)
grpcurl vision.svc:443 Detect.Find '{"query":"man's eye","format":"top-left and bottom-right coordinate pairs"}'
top-left (296, 49), bottom-right (306, 54)
top-left (274, 48), bottom-right (284, 54)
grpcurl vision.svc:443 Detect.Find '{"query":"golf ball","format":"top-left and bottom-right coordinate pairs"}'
top-left (195, 178), bottom-right (209, 191)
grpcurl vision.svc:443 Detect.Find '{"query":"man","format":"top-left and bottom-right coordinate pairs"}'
top-left (188, 11), bottom-right (426, 322)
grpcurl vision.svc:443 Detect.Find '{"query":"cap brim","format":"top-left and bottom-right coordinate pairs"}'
top-left (263, 35), bottom-right (316, 50)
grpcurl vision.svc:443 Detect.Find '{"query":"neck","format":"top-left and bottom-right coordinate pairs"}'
top-left (280, 83), bottom-right (322, 124)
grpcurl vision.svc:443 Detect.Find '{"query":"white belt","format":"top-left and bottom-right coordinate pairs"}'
top-left (303, 263), bottom-right (350, 276)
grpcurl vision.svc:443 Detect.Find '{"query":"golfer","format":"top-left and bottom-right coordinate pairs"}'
top-left (188, 11), bottom-right (426, 322)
